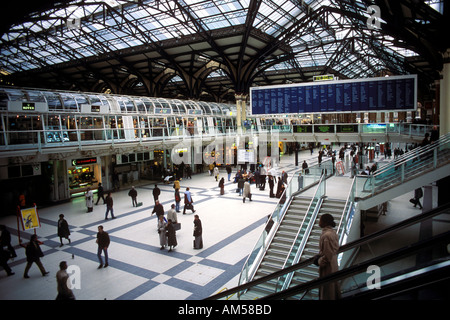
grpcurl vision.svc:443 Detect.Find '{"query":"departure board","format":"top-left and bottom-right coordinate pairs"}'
top-left (250, 75), bottom-right (417, 115)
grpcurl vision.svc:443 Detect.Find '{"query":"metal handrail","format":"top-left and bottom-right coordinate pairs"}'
top-left (278, 172), bottom-right (327, 292)
top-left (237, 160), bottom-right (333, 291)
top-left (207, 202), bottom-right (450, 300)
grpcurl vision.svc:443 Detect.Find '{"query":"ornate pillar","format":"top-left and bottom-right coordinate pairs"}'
top-left (439, 49), bottom-right (450, 134)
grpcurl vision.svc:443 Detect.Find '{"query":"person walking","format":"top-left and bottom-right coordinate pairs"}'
top-left (302, 160), bottom-right (309, 175)
top-left (153, 184), bottom-right (160, 203)
top-left (411, 187), bottom-right (423, 209)
top-left (314, 214), bottom-right (341, 300)
top-left (151, 200), bottom-right (165, 229)
top-left (0, 246), bottom-right (14, 276)
top-left (96, 183), bottom-right (105, 205)
top-left (96, 225), bottom-right (110, 268)
top-left (243, 179), bottom-right (252, 203)
top-left (174, 188), bottom-right (181, 213)
top-left (193, 214), bottom-right (203, 249)
top-left (183, 187), bottom-right (195, 214)
top-left (268, 175), bottom-right (275, 198)
top-left (128, 186), bottom-right (138, 207)
top-left (186, 164), bottom-right (192, 179)
top-left (105, 192), bottom-right (115, 220)
top-left (85, 187), bottom-right (94, 212)
top-left (23, 234), bottom-right (49, 278)
top-left (56, 261), bottom-right (75, 300)
top-left (166, 219), bottom-right (177, 252)
top-left (57, 214), bottom-right (71, 247)
top-left (213, 166), bottom-right (220, 181)
top-left (157, 215), bottom-right (167, 250)
top-left (226, 165), bottom-right (232, 181)
top-left (219, 177), bottom-right (225, 195)
top-left (0, 225), bottom-right (17, 258)
top-left (237, 176), bottom-right (245, 196)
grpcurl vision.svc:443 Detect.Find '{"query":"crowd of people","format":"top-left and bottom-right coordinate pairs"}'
top-left (1, 131), bottom-right (440, 300)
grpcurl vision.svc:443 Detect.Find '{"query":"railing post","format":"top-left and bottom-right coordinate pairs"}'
top-left (433, 148), bottom-right (438, 168)
top-left (401, 162), bottom-right (405, 183)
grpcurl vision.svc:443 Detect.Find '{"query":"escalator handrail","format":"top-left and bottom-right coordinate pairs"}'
top-left (260, 230), bottom-right (450, 300)
top-left (278, 172), bottom-right (327, 291)
top-left (237, 159), bottom-right (334, 287)
top-left (206, 201), bottom-right (450, 300)
top-left (370, 133), bottom-right (450, 177)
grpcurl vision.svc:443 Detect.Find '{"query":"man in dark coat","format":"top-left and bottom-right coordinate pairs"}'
top-left (57, 214), bottom-right (71, 247)
top-left (128, 186), bottom-right (138, 207)
top-left (96, 225), bottom-right (110, 268)
top-left (153, 184), bottom-right (160, 203)
top-left (152, 200), bottom-right (165, 229)
top-left (96, 183), bottom-right (105, 205)
top-left (237, 177), bottom-right (245, 196)
top-left (23, 234), bottom-right (49, 278)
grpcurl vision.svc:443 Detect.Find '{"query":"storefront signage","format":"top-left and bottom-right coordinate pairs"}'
top-left (71, 157), bottom-right (97, 166)
top-left (313, 74), bottom-right (335, 82)
top-left (22, 102), bottom-right (35, 111)
top-left (91, 105), bottom-right (101, 112)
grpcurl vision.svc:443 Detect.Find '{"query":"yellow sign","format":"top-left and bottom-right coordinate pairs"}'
top-left (20, 207), bottom-right (40, 230)
top-left (313, 75), bottom-right (335, 82)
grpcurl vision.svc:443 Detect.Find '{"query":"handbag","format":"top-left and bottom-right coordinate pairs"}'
top-left (173, 222), bottom-right (181, 231)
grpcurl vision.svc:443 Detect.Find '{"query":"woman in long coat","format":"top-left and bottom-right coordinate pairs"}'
top-left (243, 179), bottom-right (252, 203)
top-left (317, 213), bottom-right (341, 300)
top-left (57, 214), bottom-right (71, 247)
top-left (218, 177), bottom-right (225, 195)
top-left (157, 215), bottom-right (167, 250)
top-left (166, 219), bottom-right (177, 252)
top-left (193, 215), bottom-right (203, 249)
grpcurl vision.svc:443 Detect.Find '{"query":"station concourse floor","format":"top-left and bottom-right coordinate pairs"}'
top-left (0, 149), bottom-right (423, 300)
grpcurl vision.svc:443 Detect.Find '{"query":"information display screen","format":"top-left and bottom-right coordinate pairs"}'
top-left (250, 75), bottom-right (416, 115)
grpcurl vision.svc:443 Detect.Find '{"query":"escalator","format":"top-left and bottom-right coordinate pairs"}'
top-left (222, 134), bottom-right (450, 300)
top-left (355, 133), bottom-right (450, 210)
top-left (207, 202), bottom-right (450, 300)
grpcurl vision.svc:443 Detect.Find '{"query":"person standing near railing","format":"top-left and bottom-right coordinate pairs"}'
top-left (314, 214), bottom-right (341, 300)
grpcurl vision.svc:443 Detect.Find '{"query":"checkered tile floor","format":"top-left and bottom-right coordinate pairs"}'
top-left (1, 152), bottom-right (319, 300)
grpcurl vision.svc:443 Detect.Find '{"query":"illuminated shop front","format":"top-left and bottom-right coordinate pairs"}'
top-left (67, 157), bottom-right (101, 196)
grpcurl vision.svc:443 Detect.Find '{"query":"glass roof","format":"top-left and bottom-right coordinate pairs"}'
top-left (0, 0), bottom-right (424, 85)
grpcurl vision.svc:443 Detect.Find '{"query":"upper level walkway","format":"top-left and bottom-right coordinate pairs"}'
top-left (0, 122), bottom-right (434, 159)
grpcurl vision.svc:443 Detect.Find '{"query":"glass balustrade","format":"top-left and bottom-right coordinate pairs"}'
top-left (208, 203), bottom-right (450, 300)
